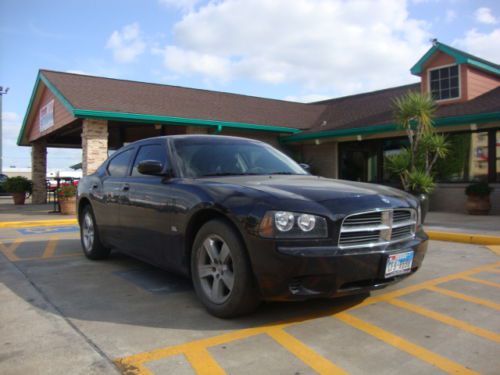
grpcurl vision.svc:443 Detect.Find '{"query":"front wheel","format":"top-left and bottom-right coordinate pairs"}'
top-left (191, 219), bottom-right (260, 318)
top-left (80, 205), bottom-right (110, 260)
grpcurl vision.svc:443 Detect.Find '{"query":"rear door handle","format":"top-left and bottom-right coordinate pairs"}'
top-left (122, 184), bottom-right (130, 192)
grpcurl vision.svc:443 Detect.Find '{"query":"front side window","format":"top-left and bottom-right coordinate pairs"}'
top-left (107, 149), bottom-right (134, 177)
top-left (430, 65), bottom-right (459, 100)
top-left (131, 144), bottom-right (168, 176)
top-left (172, 138), bottom-right (306, 178)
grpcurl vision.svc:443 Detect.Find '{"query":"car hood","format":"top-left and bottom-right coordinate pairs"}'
top-left (201, 175), bottom-right (416, 214)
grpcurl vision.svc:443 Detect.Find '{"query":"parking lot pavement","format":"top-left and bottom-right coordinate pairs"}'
top-left (0, 224), bottom-right (499, 375)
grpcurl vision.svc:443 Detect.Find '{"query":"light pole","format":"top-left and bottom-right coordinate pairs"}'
top-left (0, 86), bottom-right (9, 173)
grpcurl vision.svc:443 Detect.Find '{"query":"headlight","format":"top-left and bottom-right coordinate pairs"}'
top-left (259, 211), bottom-right (328, 239)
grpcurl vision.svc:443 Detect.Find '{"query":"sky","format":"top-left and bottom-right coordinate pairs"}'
top-left (1, 0), bottom-right (499, 170)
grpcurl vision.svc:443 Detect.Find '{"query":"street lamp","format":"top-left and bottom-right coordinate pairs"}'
top-left (0, 86), bottom-right (9, 173)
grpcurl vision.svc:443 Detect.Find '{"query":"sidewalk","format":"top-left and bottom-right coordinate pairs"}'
top-left (425, 211), bottom-right (500, 237)
top-left (0, 197), bottom-right (75, 224)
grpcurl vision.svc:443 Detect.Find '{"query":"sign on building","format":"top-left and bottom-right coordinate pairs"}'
top-left (39, 99), bottom-right (54, 132)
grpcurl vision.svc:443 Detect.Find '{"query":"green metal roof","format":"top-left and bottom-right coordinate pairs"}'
top-left (410, 41), bottom-right (500, 76)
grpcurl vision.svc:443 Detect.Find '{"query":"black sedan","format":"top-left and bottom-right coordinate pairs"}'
top-left (77, 135), bottom-right (428, 318)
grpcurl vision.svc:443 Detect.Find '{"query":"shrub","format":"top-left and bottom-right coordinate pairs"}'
top-left (465, 182), bottom-right (493, 197)
top-left (2, 176), bottom-right (32, 193)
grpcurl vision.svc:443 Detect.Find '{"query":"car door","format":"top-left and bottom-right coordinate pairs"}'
top-left (118, 142), bottom-right (174, 267)
top-left (97, 148), bottom-right (135, 247)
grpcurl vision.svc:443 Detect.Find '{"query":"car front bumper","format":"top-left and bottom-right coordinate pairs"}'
top-left (244, 230), bottom-right (428, 301)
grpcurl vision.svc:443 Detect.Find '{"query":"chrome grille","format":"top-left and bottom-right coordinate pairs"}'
top-left (339, 209), bottom-right (416, 249)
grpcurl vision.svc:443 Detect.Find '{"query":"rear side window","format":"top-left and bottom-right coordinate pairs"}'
top-left (107, 149), bottom-right (134, 177)
top-left (131, 144), bottom-right (168, 176)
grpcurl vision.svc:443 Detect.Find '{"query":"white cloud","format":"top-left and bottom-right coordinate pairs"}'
top-left (66, 69), bottom-right (88, 75)
top-left (445, 9), bottom-right (457, 23)
top-left (155, 0), bottom-right (429, 95)
top-left (106, 22), bottom-right (146, 63)
top-left (284, 94), bottom-right (332, 103)
top-left (158, 0), bottom-right (202, 12)
top-left (454, 28), bottom-right (500, 63)
top-left (474, 7), bottom-right (497, 24)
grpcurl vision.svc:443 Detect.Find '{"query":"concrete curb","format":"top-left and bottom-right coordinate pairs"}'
top-left (0, 218), bottom-right (77, 229)
top-left (427, 230), bottom-right (500, 246)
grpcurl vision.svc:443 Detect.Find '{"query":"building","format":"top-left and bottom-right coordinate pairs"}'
top-left (18, 42), bottom-right (500, 213)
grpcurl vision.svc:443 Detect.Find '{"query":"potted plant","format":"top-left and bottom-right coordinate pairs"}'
top-left (2, 176), bottom-right (32, 205)
top-left (465, 182), bottom-right (493, 215)
top-left (386, 92), bottom-right (448, 222)
top-left (57, 184), bottom-right (77, 215)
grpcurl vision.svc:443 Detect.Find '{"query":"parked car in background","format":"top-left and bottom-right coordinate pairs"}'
top-left (77, 135), bottom-right (428, 318)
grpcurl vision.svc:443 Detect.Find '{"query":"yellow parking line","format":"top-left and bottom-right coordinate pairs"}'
top-left (335, 312), bottom-right (479, 375)
top-left (427, 286), bottom-right (500, 311)
top-left (0, 219), bottom-right (77, 229)
top-left (41, 237), bottom-right (59, 258)
top-left (0, 238), bottom-right (24, 261)
top-left (388, 299), bottom-right (500, 343)
top-left (461, 276), bottom-right (500, 289)
top-left (426, 230), bottom-right (500, 245)
top-left (487, 245), bottom-right (500, 255)
top-left (267, 327), bottom-right (347, 375)
top-left (115, 262), bottom-right (500, 372)
top-left (184, 347), bottom-right (226, 375)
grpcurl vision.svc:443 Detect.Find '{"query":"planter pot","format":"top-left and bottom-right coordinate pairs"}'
top-left (412, 192), bottom-right (429, 224)
top-left (12, 192), bottom-right (26, 205)
top-left (59, 198), bottom-right (76, 215)
top-left (465, 195), bottom-right (491, 215)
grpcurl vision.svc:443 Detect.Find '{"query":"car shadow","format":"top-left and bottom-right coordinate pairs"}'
top-left (0, 237), bottom-right (369, 332)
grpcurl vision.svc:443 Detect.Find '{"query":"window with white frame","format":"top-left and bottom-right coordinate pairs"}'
top-left (429, 65), bottom-right (459, 100)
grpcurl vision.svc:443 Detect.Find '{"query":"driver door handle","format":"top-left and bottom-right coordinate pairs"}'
top-left (122, 184), bottom-right (130, 192)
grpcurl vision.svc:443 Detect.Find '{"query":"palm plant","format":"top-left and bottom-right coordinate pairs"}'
top-left (386, 92), bottom-right (448, 194)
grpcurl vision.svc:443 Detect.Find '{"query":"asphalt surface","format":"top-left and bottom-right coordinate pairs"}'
top-left (0, 223), bottom-right (499, 375)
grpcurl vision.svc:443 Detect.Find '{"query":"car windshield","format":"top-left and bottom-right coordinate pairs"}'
top-left (172, 138), bottom-right (307, 178)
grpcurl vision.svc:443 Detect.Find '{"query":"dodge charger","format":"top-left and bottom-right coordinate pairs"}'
top-left (77, 135), bottom-right (428, 318)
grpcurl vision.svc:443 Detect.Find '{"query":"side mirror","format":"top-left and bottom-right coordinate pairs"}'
top-left (299, 163), bottom-right (311, 174)
top-left (137, 160), bottom-right (164, 175)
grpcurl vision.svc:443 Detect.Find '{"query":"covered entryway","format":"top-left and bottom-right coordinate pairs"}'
top-left (17, 70), bottom-right (320, 204)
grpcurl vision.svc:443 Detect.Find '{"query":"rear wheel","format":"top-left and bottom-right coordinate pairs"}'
top-left (191, 219), bottom-right (260, 318)
top-left (80, 205), bottom-right (110, 260)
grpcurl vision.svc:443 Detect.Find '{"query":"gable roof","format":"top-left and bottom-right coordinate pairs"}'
top-left (18, 61), bottom-right (500, 147)
top-left (410, 41), bottom-right (500, 76)
top-left (282, 86), bottom-right (500, 143)
top-left (42, 70), bottom-right (324, 130)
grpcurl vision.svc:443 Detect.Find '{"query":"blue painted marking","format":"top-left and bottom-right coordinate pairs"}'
top-left (17, 226), bottom-right (79, 235)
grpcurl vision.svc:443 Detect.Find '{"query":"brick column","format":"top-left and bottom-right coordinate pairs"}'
top-left (31, 139), bottom-right (47, 204)
top-left (185, 126), bottom-right (209, 134)
top-left (81, 119), bottom-right (108, 176)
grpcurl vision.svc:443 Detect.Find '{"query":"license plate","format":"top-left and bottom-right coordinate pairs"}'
top-left (385, 251), bottom-right (414, 278)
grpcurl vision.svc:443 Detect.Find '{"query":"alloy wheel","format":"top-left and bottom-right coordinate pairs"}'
top-left (82, 212), bottom-right (95, 252)
top-left (197, 235), bottom-right (234, 304)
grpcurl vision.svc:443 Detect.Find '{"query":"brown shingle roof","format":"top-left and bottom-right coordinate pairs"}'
top-left (39, 69), bottom-right (500, 141)
top-left (41, 70), bottom-right (325, 130)
top-left (299, 84), bottom-right (500, 135)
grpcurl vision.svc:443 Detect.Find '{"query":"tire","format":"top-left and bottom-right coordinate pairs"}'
top-left (79, 205), bottom-right (110, 260)
top-left (191, 219), bottom-right (261, 318)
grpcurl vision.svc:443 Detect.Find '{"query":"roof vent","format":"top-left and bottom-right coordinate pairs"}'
top-left (320, 120), bottom-right (327, 127)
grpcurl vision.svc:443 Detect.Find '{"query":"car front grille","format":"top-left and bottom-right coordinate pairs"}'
top-left (338, 209), bottom-right (416, 249)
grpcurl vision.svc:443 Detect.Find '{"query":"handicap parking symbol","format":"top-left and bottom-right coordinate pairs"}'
top-left (18, 226), bottom-right (79, 235)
